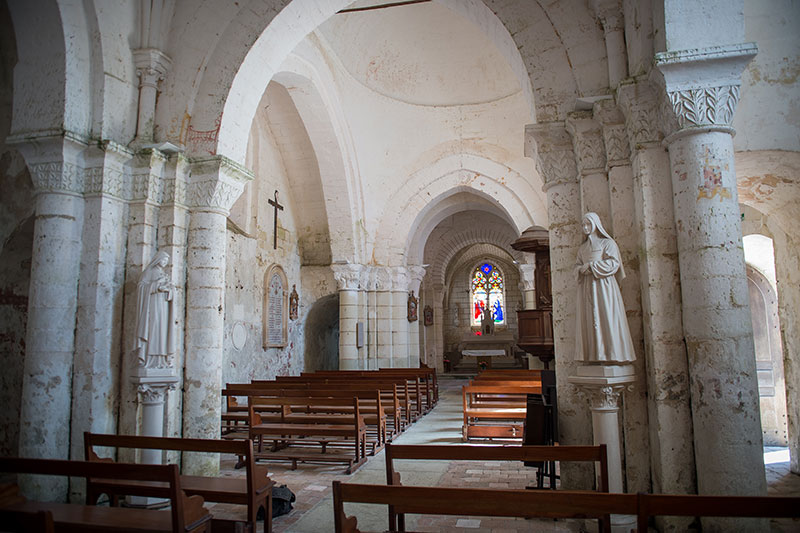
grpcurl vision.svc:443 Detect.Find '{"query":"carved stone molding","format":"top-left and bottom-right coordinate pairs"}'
top-left (332, 264), bottom-right (364, 291)
top-left (525, 123), bottom-right (579, 190)
top-left (133, 48), bottom-right (172, 88)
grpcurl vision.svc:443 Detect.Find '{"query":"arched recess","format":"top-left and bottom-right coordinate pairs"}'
top-left (7, 0), bottom-right (92, 137)
top-left (272, 45), bottom-right (365, 263)
top-left (746, 262), bottom-right (787, 446)
top-left (303, 293), bottom-right (339, 372)
top-left (373, 153), bottom-right (544, 266)
top-left (159, 0), bottom-right (537, 163)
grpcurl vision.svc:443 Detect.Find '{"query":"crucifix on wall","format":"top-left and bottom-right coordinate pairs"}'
top-left (268, 190), bottom-right (284, 250)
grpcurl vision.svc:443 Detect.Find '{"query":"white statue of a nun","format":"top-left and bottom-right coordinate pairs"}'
top-left (575, 212), bottom-right (636, 363)
top-left (134, 251), bottom-right (176, 369)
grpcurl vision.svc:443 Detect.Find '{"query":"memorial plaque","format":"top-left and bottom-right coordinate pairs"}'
top-left (266, 272), bottom-right (286, 347)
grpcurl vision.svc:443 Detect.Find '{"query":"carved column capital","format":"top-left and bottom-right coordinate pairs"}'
top-left (373, 266), bottom-right (394, 291)
top-left (133, 48), bottom-right (172, 88)
top-left (83, 141), bottom-right (134, 200)
top-left (406, 265), bottom-right (427, 293)
top-left (566, 113), bottom-right (606, 176)
top-left (592, 99), bottom-right (630, 166)
top-left (617, 80), bottom-right (663, 151)
top-left (654, 43), bottom-right (757, 141)
top-left (525, 123), bottom-right (578, 191)
top-left (391, 266), bottom-right (409, 292)
top-left (138, 382), bottom-right (177, 405)
top-left (8, 131), bottom-right (89, 196)
top-left (188, 156), bottom-right (253, 214)
top-left (332, 263), bottom-right (364, 291)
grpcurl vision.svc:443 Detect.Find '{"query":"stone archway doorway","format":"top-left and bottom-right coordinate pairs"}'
top-left (303, 293), bottom-right (340, 372)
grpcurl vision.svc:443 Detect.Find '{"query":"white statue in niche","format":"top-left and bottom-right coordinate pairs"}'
top-left (575, 212), bottom-right (636, 363)
top-left (134, 251), bottom-right (177, 369)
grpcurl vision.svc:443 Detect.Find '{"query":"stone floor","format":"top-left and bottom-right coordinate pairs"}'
top-left (208, 377), bottom-right (800, 532)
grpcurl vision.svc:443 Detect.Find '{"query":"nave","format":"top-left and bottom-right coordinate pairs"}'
top-left (208, 377), bottom-right (800, 533)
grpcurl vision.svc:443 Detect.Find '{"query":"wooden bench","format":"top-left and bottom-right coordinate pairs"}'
top-left (636, 493), bottom-right (800, 531)
top-left (0, 507), bottom-right (55, 532)
top-left (270, 377), bottom-right (410, 433)
top-left (249, 396), bottom-right (368, 473)
top-left (84, 433), bottom-right (273, 533)
top-left (230, 381), bottom-right (399, 441)
top-left (462, 384), bottom-right (542, 441)
top-left (304, 369), bottom-right (436, 413)
top-left (332, 482), bottom-right (635, 533)
top-left (0, 457), bottom-right (211, 532)
top-left (384, 443), bottom-right (610, 532)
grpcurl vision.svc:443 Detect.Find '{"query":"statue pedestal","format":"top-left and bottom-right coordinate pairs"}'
top-left (129, 370), bottom-right (178, 507)
top-left (569, 364), bottom-right (636, 532)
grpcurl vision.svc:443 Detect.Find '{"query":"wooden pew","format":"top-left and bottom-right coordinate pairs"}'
top-left (84, 433), bottom-right (273, 533)
top-left (0, 508), bottom-right (55, 533)
top-left (332, 482), bottom-right (635, 533)
top-left (249, 396), bottom-right (368, 474)
top-left (304, 369), bottom-right (436, 413)
top-left (462, 384), bottom-right (541, 441)
top-left (272, 377), bottom-right (410, 432)
top-left (636, 493), bottom-right (800, 531)
top-left (0, 457), bottom-right (211, 533)
top-left (384, 443), bottom-right (610, 532)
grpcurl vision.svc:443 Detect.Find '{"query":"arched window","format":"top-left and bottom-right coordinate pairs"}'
top-left (471, 263), bottom-right (505, 327)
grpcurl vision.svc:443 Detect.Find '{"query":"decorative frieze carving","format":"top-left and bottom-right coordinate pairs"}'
top-left (566, 115), bottom-right (606, 175)
top-left (188, 156), bottom-right (253, 213)
top-left (602, 124), bottom-right (630, 164)
top-left (373, 267), bottom-right (393, 291)
top-left (29, 161), bottom-right (84, 194)
top-left (617, 81), bottom-right (663, 150)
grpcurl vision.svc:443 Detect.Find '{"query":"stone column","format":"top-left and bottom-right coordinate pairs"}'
top-left (365, 267), bottom-right (379, 370)
top-left (375, 267), bottom-right (393, 368)
top-left (10, 132), bottom-right (86, 500)
top-left (618, 81), bottom-right (697, 512)
top-left (182, 156), bottom-right (251, 475)
top-left (132, 48), bottom-right (171, 146)
top-left (431, 283), bottom-right (445, 373)
top-left (391, 267), bottom-right (409, 368)
top-left (526, 123), bottom-right (593, 489)
top-left (332, 264), bottom-right (363, 370)
top-left (566, 112), bottom-right (611, 225)
top-left (656, 44), bottom-right (766, 503)
top-left (407, 266), bottom-right (426, 367)
top-left (69, 140), bottom-right (132, 501)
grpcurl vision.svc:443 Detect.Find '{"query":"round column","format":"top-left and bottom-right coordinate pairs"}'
top-left (332, 264), bottom-right (363, 370)
top-left (183, 157), bottom-right (251, 476)
top-left (657, 45), bottom-right (766, 508)
top-left (375, 267), bottom-right (393, 368)
top-left (407, 266), bottom-right (426, 367)
top-left (391, 267), bottom-right (409, 368)
top-left (14, 135), bottom-right (86, 501)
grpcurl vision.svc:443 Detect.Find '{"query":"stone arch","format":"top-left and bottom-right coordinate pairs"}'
top-left (159, 0), bottom-right (537, 163)
top-left (6, 0), bottom-right (93, 137)
top-left (374, 153), bottom-right (544, 266)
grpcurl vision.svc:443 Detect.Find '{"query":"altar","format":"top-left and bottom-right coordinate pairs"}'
top-left (458, 331), bottom-right (517, 370)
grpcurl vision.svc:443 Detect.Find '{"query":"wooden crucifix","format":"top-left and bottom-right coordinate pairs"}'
top-left (268, 190), bottom-right (284, 250)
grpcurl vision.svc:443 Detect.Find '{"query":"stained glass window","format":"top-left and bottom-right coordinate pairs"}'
top-left (471, 263), bottom-right (505, 326)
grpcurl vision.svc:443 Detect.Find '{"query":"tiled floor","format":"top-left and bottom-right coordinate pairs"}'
top-left (209, 377), bottom-right (800, 532)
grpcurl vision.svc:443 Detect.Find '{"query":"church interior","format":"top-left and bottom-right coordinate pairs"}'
top-left (0, 0), bottom-right (799, 531)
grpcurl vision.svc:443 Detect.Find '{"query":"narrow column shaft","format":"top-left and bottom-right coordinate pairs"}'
top-left (376, 289), bottom-right (393, 368)
top-left (339, 289), bottom-right (360, 370)
top-left (183, 209), bottom-right (227, 475)
top-left (391, 290), bottom-right (409, 368)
